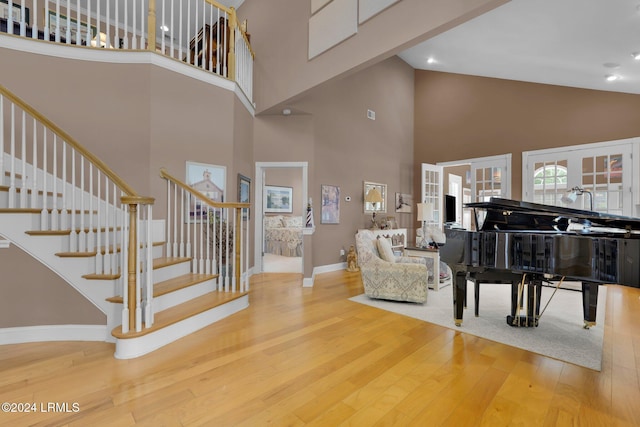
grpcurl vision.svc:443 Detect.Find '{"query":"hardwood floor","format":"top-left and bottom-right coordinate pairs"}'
top-left (1, 270), bottom-right (639, 426)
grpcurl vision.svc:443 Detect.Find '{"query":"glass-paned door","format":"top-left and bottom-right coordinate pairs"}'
top-left (471, 157), bottom-right (510, 202)
top-left (421, 163), bottom-right (443, 227)
top-left (524, 141), bottom-right (633, 215)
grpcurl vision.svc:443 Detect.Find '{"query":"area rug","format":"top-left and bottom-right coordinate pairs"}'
top-left (350, 283), bottom-right (606, 371)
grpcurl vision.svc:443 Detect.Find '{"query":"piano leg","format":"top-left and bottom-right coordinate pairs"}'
top-left (582, 282), bottom-right (599, 329)
top-left (453, 271), bottom-right (467, 326)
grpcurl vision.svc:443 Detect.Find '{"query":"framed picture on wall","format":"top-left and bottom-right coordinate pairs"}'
top-left (265, 185), bottom-right (293, 213)
top-left (238, 173), bottom-right (251, 220)
top-left (395, 192), bottom-right (412, 213)
top-left (186, 161), bottom-right (226, 221)
top-left (321, 184), bottom-right (340, 224)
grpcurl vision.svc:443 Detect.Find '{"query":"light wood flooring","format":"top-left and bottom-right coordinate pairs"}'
top-left (1, 270), bottom-right (640, 426)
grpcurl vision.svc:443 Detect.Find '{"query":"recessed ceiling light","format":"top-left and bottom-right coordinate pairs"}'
top-left (160, 25), bottom-right (170, 32)
top-left (282, 108), bottom-right (291, 116)
top-left (633, 52), bottom-right (640, 60)
top-left (426, 57), bottom-right (436, 64)
top-left (603, 62), bottom-right (620, 69)
top-left (605, 74), bottom-right (620, 82)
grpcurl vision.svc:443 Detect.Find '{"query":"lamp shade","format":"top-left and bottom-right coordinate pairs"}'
top-left (417, 203), bottom-right (434, 222)
top-left (365, 187), bottom-right (383, 204)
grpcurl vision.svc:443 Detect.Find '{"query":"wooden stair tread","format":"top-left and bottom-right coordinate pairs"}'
top-left (111, 291), bottom-right (247, 339)
top-left (0, 185), bottom-right (62, 197)
top-left (56, 251), bottom-right (97, 257)
top-left (106, 273), bottom-right (217, 303)
top-left (0, 208), bottom-right (41, 213)
top-left (83, 273), bottom-right (120, 280)
top-left (153, 257), bottom-right (192, 269)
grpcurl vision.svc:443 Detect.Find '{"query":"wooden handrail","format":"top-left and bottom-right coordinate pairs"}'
top-left (160, 167), bottom-right (249, 210)
top-left (0, 84), bottom-right (139, 197)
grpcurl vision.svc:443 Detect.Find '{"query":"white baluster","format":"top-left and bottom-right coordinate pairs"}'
top-left (139, 0), bottom-right (145, 48)
top-left (225, 210), bottom-right (230, 291)
top-left (30, 118), bottom-right (37, 209)
top-left (59, 141), bottom-right (67, 229)
top-left (172, 182), bottom-right (178, 256)
top-left (170, 0), bottom-right (175, 58)
top-left (78, 157), bottom-right (86, 252)
top-left (32, 0), bottom-right (38, 38)
top-left (178, 0), bottom-right (183, 60)
top-left (75, 0), bottom-right (80, 45)
top-left (114, 0), bottom-right (119, 49)
top-left (85, 0), bottom-right (91, 46)
top-left (165, 179), bottom-right (171, 256)
top-left (87, 164), bottom-right (94, 251)
top-left (123, 0), bottom-right (127, 48)
top-left (185, 191), bottom-right (191, 258)
top-left (8, 104), bottom-right (16, 208)
top-left (7, 0), bottom-right (14, 35)
top-left (131, 0), bottom-right (136, 49)
top-left (19, 110), bottom-right (27, 208)
top-left (65, 0), bottom-right (71, 43)
top-left (40, 130), bottom-right (48, 229)
top-left (19, 0), bottom-right (26, 36)
top-left (95, 171), bottom-right (103, 273)
top-left (106, 0), bottom-right (111, 49)
top-left (0, 96), bottom-right (4, 184)
top-left (69, 148), bottom-right (76, 250)
top-left (50, 135), bottom-right (58, 230)
top-left (104, 177), bottom-right (111, 273)
top-left (179, 187), bottom-right (185, 257)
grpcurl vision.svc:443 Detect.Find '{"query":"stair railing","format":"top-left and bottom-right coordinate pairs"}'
top-left (159, 167), bottom-right (250, 293)
top-left (1, 0), bottom-right (254, 103)
top-left (0, 84), bottom-right (154, 334)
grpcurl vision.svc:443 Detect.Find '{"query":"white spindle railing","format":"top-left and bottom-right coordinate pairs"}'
top-left (1, 0), bottom-right (253, 103)
top-left (0, 84), bottom-right (155, 334)
top-left (160, 168), bottom-right (249, 293)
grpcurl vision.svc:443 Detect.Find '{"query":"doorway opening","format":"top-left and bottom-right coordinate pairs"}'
top-left (254, 162), bottom-right (308, 274)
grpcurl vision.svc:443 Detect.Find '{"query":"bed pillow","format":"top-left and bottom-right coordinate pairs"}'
top-left (282, 216), bottom-right (303, 227)
top-left (376, 236), bottom-right (396, 263)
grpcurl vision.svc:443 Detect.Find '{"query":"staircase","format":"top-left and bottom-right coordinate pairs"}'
top-left (0, 85), bottom-right (250, 359)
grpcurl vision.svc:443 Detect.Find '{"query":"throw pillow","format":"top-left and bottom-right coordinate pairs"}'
top-left (377, 236), bottom-right (396, 263)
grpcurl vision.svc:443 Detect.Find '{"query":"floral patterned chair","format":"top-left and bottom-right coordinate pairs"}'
top-left (355, 229), bottom-right (429, 303)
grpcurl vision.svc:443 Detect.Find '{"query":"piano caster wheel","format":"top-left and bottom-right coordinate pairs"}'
top-left (455, 320), bottom-right (462, 327)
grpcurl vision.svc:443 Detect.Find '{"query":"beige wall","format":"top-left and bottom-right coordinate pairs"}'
top-left (414, 71), bottom-right (640, 201)
top-left (239, 0), bottom-right (508, 113)
top-left (0, 245), bottom-right (105, 327)
top-left (254, 56), bottom-right (415, 266)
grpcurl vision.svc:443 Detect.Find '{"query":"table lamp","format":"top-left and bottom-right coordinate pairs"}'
top-left (365, 187), bottom-right (384, 229)
top-left (417, 202), bottom-right (434, 248)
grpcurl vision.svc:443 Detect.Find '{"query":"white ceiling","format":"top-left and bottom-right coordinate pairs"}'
top-left (398, 0), bottom-right (640, 95)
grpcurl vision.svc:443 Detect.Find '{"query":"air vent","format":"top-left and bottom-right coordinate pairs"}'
top-left (367, 109), bottom-right (376, 120)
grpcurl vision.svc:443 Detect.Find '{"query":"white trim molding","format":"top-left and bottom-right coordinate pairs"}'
top-left (0, 325), bottom-right (108, 344)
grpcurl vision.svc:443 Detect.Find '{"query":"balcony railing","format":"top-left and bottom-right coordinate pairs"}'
top-left (0, 0), bottom-right (254, 102)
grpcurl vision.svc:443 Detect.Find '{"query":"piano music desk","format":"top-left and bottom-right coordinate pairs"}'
top-left (404, 246), bottom-right (449, 291)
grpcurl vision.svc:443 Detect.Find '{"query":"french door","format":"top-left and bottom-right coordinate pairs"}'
top-left (523, 138), bottom-right (637, 216)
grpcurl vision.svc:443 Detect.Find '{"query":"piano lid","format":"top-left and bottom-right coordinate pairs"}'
top-left (466, 197), bottom-right (640, 234)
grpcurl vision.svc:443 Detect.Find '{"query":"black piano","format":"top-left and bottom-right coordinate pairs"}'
top-left (440, 197), bottom-right (640, 328)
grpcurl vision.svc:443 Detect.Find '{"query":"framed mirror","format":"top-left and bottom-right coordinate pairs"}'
top-left (363, 181), bottom-right (387, 214)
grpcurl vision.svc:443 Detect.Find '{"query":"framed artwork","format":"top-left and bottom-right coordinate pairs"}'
top-left (364, 181), bottom-right (386, 214)
top-left (395, 192), bottom-right (413, 213)
top-left (186, 161), bottom-right (226, 221)
top-left (265, 185), bottom-right (293, 213)
top-left (238, 173), bottom-right (251, 220)
top-left (321, 184), bottom-right (340, 224)
top-left (48, 10), bottom-right (97, 45)
top-left (1, 0), bottom-right (29, 24)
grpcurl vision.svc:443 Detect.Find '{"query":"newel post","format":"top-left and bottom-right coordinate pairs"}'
top-left (148, 0), bottom-right (157, 52)
top-left (121, 196), bottom-right (155, 331)
top-left (228, 7), bottom-right (237, 80)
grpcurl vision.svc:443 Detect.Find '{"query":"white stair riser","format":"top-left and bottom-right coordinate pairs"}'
top-left (153, 261), bottom-right (192, 283)
top-left (153, 279), bottom-right (216, 312)
top-left (114, 295), bottom-right (249, 359)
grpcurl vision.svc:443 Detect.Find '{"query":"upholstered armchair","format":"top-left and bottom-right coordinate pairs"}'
top-left (355, 229), bottom-right (429, 303)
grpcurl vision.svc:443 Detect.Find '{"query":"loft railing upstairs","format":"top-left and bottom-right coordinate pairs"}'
top-left (0, 0), bottom-right (254, 102)
top-left (0, 83), bottom-right (154, 334)
top-left (159, 167), bottom-right (250, 293)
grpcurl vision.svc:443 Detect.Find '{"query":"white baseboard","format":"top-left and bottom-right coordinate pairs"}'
top-left (0, 325), bottom-right (108, 344)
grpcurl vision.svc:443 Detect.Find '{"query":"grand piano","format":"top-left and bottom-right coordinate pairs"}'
top-left (440, 197), bottom-right (640, 328)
